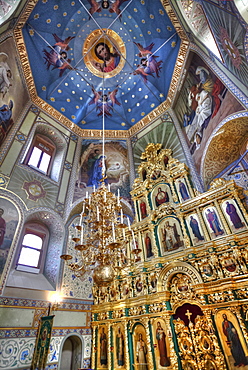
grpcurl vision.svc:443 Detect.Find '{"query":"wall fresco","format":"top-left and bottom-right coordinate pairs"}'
top-left (73, 139), bottom-right (130, 203)
top-left (0, 197), bottom-right (19, 280)
top-left (174, 52), bottom-right (244, 172)
top-left (0, 37), bottom-right (29, 147)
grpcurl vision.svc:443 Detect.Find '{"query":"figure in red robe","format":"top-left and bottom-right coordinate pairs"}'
top-left (155, 188), bottom-right (169, 207)
top-left (140, 200), bottom-right (147, 219)
top-left (156, 322), bottom-right (170, 367)
top-left (145, 233), bottom-right (153, 258)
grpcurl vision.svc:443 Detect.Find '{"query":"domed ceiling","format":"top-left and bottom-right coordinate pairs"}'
top-left (21, 0), bottom-right (184, 131)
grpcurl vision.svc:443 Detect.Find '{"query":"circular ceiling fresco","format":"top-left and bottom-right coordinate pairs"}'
top-left (23, 0), bottom-right (181, 131)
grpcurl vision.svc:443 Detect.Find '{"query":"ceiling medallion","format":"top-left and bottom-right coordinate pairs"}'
top-left (83, 28), bottom-right (126, 78)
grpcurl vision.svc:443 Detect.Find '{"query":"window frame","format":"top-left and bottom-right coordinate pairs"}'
top-left (16, 223), bottom-right (49, 274)
top-left (24, 134), bottom-right (56, 176)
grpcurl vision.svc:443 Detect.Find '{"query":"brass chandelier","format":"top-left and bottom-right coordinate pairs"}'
top-left (60, 33), bottom-right (142, 286)
top-left (60, 180), bottom-right (140, 286)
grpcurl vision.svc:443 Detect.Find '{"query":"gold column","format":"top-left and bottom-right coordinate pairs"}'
top-left (163, 311), bottom-right (179, 370)
top-left (196, 207), bottom-right (210, 241)
top-left (91, 323), bottom-right (97, 370)
top-left (178, 213), bottom-right (191, 248)
top-left (203, 308), bottom-right (227, 369)
top-left (107, 323), bottom-right (111, 370)
top-left (142, 317), bottom-right (154, 370)
top-left (215, 200), bottom-right (231, 234)
top-left (123, 319), bottom-right (130, 370)
top-left (169, 178), bottom-right (178, 203)
top-left (235, 194), bottom-right (248, 225)
top-left (184, 175), bottom-right (195, 198)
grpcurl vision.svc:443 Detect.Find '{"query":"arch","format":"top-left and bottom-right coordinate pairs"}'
top-left (7, 208), bottom-right (64, 290)
top-left (58, 333), bottom-right (84, 370)
top-left (201, 112), bottom-right (248, 188)
top-left (158, 261), bottom-right (203, 292)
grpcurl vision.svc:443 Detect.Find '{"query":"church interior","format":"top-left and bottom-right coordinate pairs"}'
top-left (0, 0), bottom-right (248, 369)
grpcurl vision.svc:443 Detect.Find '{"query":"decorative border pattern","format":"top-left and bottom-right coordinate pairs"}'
top-left (0, 296), bottom-right (93, 309)
top-left (0, 328), bottom-right (91, 339)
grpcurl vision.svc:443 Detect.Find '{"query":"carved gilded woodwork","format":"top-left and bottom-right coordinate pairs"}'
top-left (91, 144), bottom-right (248, 369)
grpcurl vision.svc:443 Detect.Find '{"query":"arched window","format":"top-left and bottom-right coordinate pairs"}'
top-left (21, 123), bottom-right (67, 182)
top-left (24, 134), bottom-right (55, 175)
top-left (16, 223), bottom-right (49, 274)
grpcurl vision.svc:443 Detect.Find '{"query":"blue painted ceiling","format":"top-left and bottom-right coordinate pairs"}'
top-left (23, 0), bottom-right (180, 130)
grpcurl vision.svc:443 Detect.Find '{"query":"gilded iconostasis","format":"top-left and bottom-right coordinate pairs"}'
top-left (0, 0), bottom-right (247, 369)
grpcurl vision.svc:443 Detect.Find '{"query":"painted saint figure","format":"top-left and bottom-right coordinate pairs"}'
top-left (189, 215), bottom-right (204, 241)
top-left (145, 233), bottom-right (153, 258)
top-left (116, 327), bottom-right (124, 367)
top-left (0, 208), bottom-right (6, 247)
top-left (136, 278), bottom-right (143, 293)
top-left (225, 201), bottom-right (244, 229)
top-left (140, 200), bottom-right (147, 219)
top-left (156, 322), bottom-right (170, 367)
top-left (178, 180), bottom-right (190, 201)
top-left (155, 187), bottom-right (169, 206)
top-left (0, 100), bottom-right (13, 145)
top-left (136, 333), bottom-right (148, 370)
top-left (222, 314), bottom-right (248, 367)
top-left (94, 42), bottom-right (120, 72)
top-left (206, 209), bottom-right (224, 237)
top-left (87, 149), bottom-right (100, 184)
top-left (88, 155), bottom-right (106, 188)
top-left (100, 327), bottom-right (107, 365)
top-left (162, 221), bottom-right (181, 251)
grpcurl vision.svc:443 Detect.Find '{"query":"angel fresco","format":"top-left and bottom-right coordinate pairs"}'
top-left (86, 0), bottom-right (128, 18)
top-left (182, 64), bottom-right (225, 154)
top-left (43, 34), bottom-right (75, 77)
top-left (89, 87), bottom-right (121, 117)
top-left (133, 42), bottom-right (163, 83)
top-left (0, 52), bottom-right (12, 97)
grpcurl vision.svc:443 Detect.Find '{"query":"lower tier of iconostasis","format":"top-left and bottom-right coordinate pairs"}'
top-left (91, 144), bottom-right (248, 370)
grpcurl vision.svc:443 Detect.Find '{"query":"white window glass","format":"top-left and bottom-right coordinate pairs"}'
top-left (23, 234), bottom-right (43, 250)
top-left (28, 147), bottom-right (42, 167)
top-left (18, 247), bottom-right (40, 267)
top-left (39, 152), bottom-right (51, 173)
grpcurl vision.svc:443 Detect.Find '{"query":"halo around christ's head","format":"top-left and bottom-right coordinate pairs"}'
top-left (83, 28), bottom-right (126, 78)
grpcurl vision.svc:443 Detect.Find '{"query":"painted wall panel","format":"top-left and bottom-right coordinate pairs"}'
top-left (66, 140), bottom-right (76, 164)
top-left (58, 169), bottom-right (70, 203)
top-left (0, 307), bottom-right (34, 327)
top-left (53, 311), bottom-right (86, 327)
top-left (20, 111), bottom-right (37, 136)
top-left (0, 141), bottom-right (23, 175)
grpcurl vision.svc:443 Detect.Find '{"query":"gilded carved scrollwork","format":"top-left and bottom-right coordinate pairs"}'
top-left (90, 144), bottom-right (248, 370)
top-left (174, 313), bottom-right (227, 370)
top-left (143, 318), bottom-right (153, 370)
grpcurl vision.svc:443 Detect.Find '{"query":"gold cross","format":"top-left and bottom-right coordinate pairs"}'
top-left (185, 309), bottom-right (192, 322)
